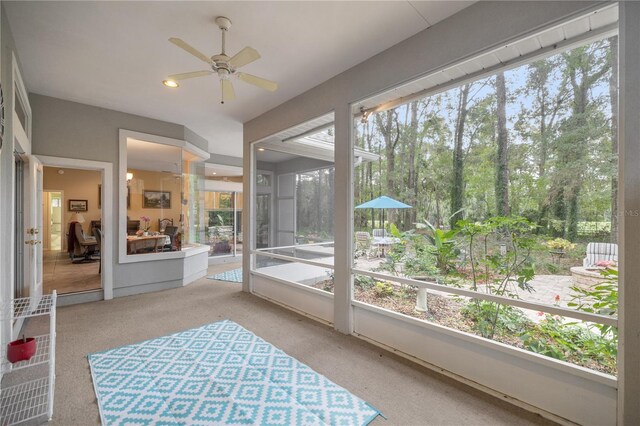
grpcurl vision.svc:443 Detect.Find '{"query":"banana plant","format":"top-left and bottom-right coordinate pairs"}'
top-left (415, 220), bottom-right (459, 273)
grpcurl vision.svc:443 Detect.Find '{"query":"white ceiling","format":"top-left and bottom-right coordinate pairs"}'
top-left (5, 1), bottom-right (473, 158)
top-left (127, 138), bottom-right (182, 173)
top-left (204, 163), bottom-right (243, 177)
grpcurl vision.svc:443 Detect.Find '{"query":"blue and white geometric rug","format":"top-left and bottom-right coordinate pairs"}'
top-left (88, 320), bottom-right (382, 425)
top-left (208, 268), bottom-right (242, 283)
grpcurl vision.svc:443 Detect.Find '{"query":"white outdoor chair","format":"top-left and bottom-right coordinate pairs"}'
top-left (355, 232), bottom-right (375, 259)
top-left (372, 229), bottom-right (386, 238)
top-left (583, 242), bottom-right (618, 267)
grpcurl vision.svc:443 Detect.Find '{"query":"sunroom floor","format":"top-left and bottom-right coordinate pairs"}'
top-left (26, 263), bottom-right (555, 425)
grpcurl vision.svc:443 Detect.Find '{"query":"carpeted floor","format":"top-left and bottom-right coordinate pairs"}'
top-left (25, 262), bottom-right (556, 425)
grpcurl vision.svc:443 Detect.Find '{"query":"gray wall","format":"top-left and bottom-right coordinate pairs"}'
top-left (241, 0), bottom-right (619, 420)
top-left (29, 94), bottom-right (209, 295)
top-left (207, 154), bottom-right (242, 168)
top-left (183, 126), bottom-right (208, 152)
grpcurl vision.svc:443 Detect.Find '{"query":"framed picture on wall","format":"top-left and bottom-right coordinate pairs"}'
top-left (143, 190), bottom-right (171, 209)
top-left (69, 199), bottom-right (88, 212)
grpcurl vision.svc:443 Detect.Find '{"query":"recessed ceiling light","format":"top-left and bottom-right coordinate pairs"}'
top-left (258, 148), bottom-right (265, 151)
top-left (162, 79), bottom-right (179, 88)
top-left (212, 172), bottom-right (217, 175)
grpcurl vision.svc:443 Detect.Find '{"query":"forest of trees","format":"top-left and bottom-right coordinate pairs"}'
top-left (296, 167), bottom-right (335, 239)
top-left (354, 36), bottom-right (617, 243)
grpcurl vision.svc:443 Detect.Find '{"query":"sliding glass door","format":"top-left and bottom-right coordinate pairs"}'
top-left (205, 191), bottom-right (242, 257)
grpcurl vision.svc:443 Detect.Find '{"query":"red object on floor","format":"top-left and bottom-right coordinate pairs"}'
top-left (7, 337), bottom-right (36, 363)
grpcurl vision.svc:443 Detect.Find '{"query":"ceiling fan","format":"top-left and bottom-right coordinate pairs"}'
top-left (167, 16), bottom-right (278, 104)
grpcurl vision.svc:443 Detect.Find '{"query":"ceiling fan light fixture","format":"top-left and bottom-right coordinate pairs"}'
top-left (162, 79), bottom-right (179, 88)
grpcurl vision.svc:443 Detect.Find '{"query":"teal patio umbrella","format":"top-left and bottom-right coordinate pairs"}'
top-left (355, 196), bottom-right (412, 230)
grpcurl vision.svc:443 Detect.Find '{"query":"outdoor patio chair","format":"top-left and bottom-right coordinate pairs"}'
top-left (583, 242), bottom-right (618, 267)
top-left (372, 229), bottom-right (387, 238)
top-left (355, 231), bottom-right (375, 258)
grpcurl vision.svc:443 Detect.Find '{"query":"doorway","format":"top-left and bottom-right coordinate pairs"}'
top-left (43, 191), bottom-right (63, 251)
top-left (42, 167), bottom-right (102, 295)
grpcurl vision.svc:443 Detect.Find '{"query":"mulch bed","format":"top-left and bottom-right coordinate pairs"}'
top-left (312, 278), bottom-right (614, 374)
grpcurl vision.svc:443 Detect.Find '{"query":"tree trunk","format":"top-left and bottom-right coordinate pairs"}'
top-left (495, 73), bottom-right (510, 217)
top-left (375, 110), bottom-right (400, 229)
top-left (451, 84), bottom-right (470, 229)
top-left (407, 101), bottom-right (420, 229)
top-left (562, 46), bottom-right (609, 241)
top-left (609, 36), bottom-right (619, 244)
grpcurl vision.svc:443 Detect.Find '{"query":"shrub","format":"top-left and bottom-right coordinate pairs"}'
top-left (544, 238), bottom-right (576, 251)
top-left (462, 301), bottom-right (529, 338)
top-left (457, 216), bottom-right (536, 339)
top-left (374, 281), bottom-right (394, 297)
top-left (520, 315), bottom-right (616, 372)
top-left (354, 275), bottom-right (375, 290)
top-left (415, 220), bottom-right (459, 274)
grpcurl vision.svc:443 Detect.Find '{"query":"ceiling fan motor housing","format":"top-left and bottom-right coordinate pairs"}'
top-left (215, 16), bottom-right (232, 31)
top-left (211, 54), bottom-right (233, 74)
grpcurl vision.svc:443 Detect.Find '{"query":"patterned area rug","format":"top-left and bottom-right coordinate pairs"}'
top-left (208, 268), bottom-right (242, 283)
top-left (88, 320), bottom-right (381, 425)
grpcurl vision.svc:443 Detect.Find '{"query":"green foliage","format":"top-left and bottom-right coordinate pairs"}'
top-left (389, 223), bottom-right (402, 238)
top-left (544, 238), bottom-right (576, 251)
top-left (462, 301), bottom-right (529, 338)
top-left (568, 268), bottom-right (618, 338)
top-left (520, 269), bottom-right (618, 373)
top-left (520, 315), bottom-right (616, 372)
top-left (374, 281), bottom-right (394, 298)
top-left (403, 253), bottom-right (441, 281)
top-left (544, 262), bottom-right (560, 274)
top-left (354, 275), bottom-right (375, 290)
top-left (457, 216), bottom-right (536, 339)
top-left (415, 220), bottom-right (459, 274)
top-left (353, 38), bottom-right (615, 242)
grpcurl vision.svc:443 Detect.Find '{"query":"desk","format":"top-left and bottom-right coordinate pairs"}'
top-left (127, 235), bottom-right (170, 254)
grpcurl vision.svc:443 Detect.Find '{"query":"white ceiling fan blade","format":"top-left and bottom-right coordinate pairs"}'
top-left (168, 71), bottom-right (213, 81)
top-left (169, 37), bottom-right (212, 64)
top-left (221, 79), bottom-right (236, 103)
top-left (229, 47), bottom-right (261, 69)
top-left (237, 73), bottom-right (278, 92)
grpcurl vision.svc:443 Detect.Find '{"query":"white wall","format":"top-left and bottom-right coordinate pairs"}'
top-left (0, 3), bottom-right (30, 343)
